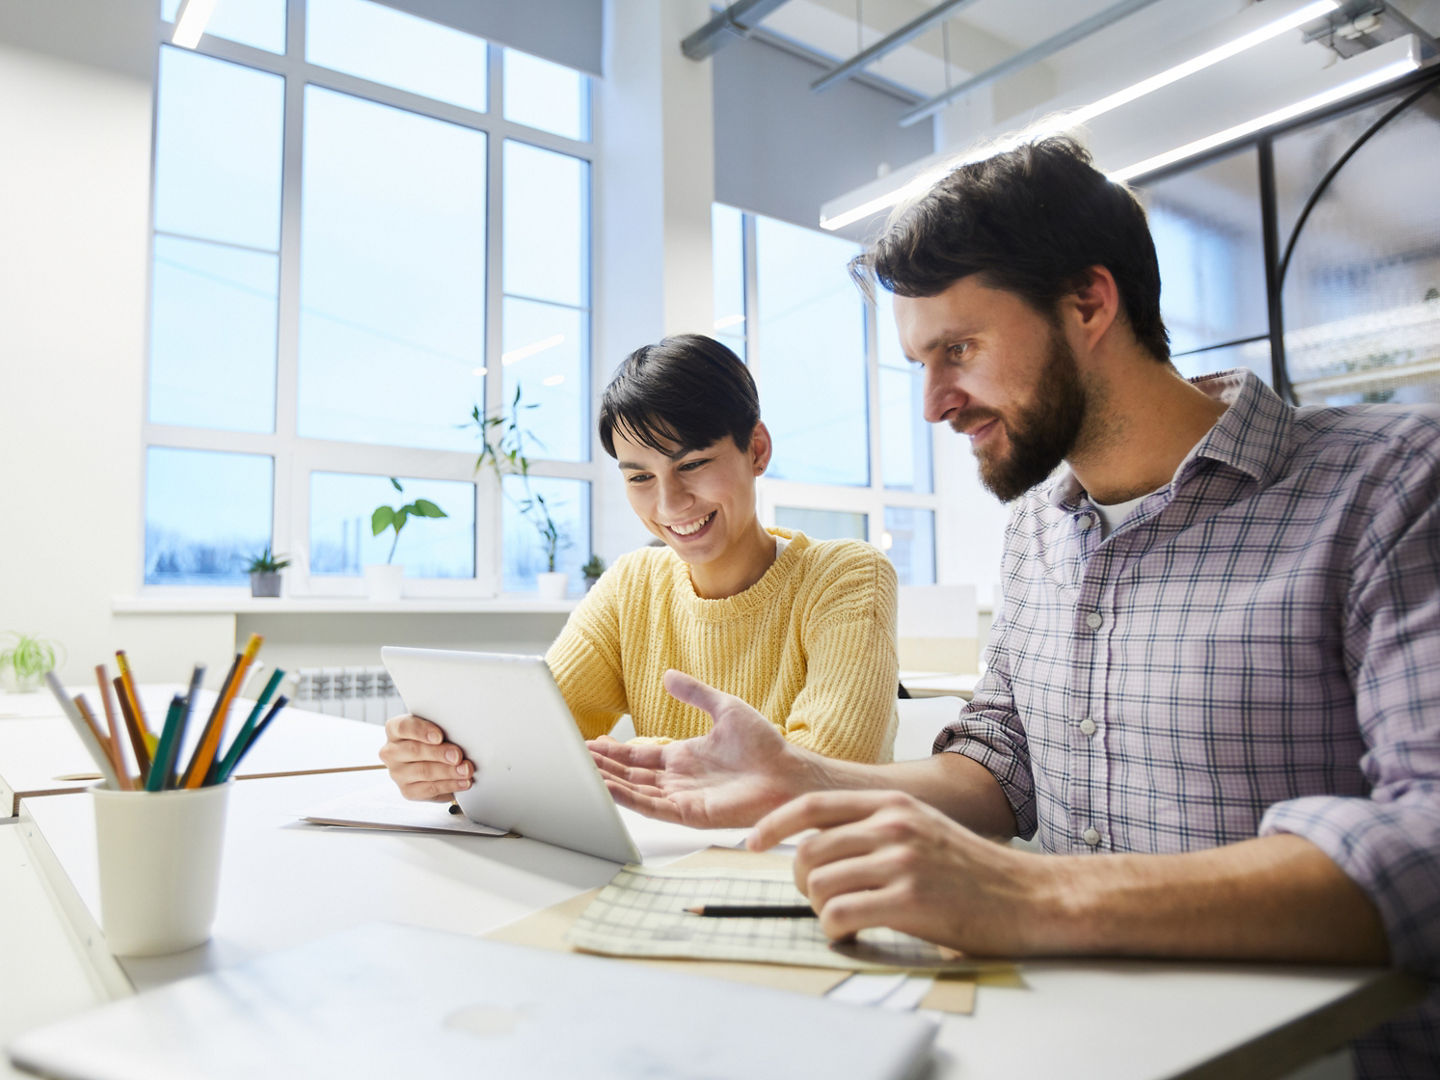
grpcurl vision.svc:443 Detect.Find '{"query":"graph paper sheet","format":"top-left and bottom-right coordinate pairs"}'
top-left (565, 866), bottom-right (995, 973)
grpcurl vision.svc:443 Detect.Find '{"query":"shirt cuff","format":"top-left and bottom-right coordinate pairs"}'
top-left (1260, 792), bottom-right (1440, 976)
top-left (936, 728), bottom-right (1038, 841)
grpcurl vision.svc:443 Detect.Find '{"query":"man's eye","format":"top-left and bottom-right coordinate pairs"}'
top-left (626, 474), bottom-right (652, 484)
top-left (948, 343), bottom-right (969, 360)
top-left (679, 460), bottom-right (708, 471)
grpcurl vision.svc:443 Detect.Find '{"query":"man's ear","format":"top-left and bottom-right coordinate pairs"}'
top-left (1064, 265), bottom-right (1121, 351)
top-left (749, 421), bottom-right (773, 475)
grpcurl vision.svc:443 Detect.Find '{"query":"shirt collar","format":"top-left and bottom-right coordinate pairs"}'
top-left (1045, 368), bottom-right (1294, 510)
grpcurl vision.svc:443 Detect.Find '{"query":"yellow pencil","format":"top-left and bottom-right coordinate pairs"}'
top-left (115, 651), bottom-right (159, 757)
top-left (182, 634), bottom-right (263, 789)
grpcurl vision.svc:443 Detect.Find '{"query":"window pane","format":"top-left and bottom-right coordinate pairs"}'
top-left (755, 215), bottom-right (868, 486)
top-left (310, 473), bottom-right (475, 578)
top-left (153, 47), bottom-right (283, 250)
top-left (883, 507), bottom-right (935, 586)
top-left (145, 447), bottom-right (272, 585)
top-left (1172, 341), bottom-right (1271, 384)
top-left (1274, 93), bottom-right (1440, 407)
top-left (774, 507), bottom-right (867, 542)
top-left (298, 87), bottom-right (486, 451)
top-left (306, 0), bottom-right (487, 112)
top-left (161, 0), bottom-right (286, 54)
top-left (503, 476), bottom-right (591, 594)
top-left (501, 298), bottom-right (588, 463)
top-left (149, 235), bottom-right (278, 432)
top-left (1137, 148), bottom-right (1267, 356)
top-left (503, 48), bottom-right (588, 141)
top-left (711, 203), bottom-right (747, 361)
top-left (876, 293), bottom-right (932, 493)
top-left (504, 141), bottom-right (588, 307)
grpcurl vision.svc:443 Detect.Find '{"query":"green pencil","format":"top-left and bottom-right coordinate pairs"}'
top-left (212, 668), bottom-right (285, 785)
top-left (145, 696), bottom-right (187, 792)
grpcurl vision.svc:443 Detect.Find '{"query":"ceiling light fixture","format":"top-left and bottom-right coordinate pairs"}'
top-left (171, 0), bottom-right (219, 49)
top-left (820, 0), bottom-right (1340, 231)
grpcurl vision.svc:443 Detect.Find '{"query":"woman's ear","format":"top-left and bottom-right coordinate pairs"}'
top-left (749, 421), bottom-right (773, 475)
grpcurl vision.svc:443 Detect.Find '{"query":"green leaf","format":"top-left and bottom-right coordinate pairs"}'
top-left (371, 506), bottom-right (395, 536)
top-left (389, 477), bottom-right (404, 493)
top-left (393, 508), bottom-right (409, 533)
top-left (412, 498), bottom-right (446, 518)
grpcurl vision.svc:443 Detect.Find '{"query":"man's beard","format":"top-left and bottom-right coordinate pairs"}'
top-left (960, 327), bottom-right (1087, 502)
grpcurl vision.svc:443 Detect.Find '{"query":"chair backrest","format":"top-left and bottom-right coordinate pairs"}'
top-left (896, 584), bottom-right (979, 674)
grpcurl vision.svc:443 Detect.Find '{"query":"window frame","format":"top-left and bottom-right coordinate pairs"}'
top-left (141, 2), bottom-right (598, 598)
top-left (715, 208), bottom-right (946, 582)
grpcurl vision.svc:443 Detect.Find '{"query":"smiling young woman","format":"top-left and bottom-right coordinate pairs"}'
top-left (543, 334), bottom-right (900, 763)
top-left (380, 334), bottom-right (900, 803)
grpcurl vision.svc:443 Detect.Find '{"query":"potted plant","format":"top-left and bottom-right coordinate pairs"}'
top-left (581, 553), bottom-right (606, 592)
top-left (0, 631), bottom-right (63, 692)
top-left (470, 387), bottom-right (570, 598)
top-left (367, 479), bottom-right (448, 600)
top-left (246, 546), bottom-right (291, 598)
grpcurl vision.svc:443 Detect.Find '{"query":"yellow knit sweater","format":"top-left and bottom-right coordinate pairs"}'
top-left (545, 529), bottom-right (898, 763)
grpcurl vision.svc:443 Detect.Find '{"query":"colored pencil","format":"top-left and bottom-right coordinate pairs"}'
top-left (146, 696), bottom-right (189, 792)
top-left (182, 634), bottom-right (262, 789)
top-left (179, 652), bottom-right (239, 789)
top-left (213, 668), bottom-right (285, 784)
top-left (114, 650), bottom-right (157, 756)
top-left (217, 694), bottom-right (286, 782)
top-left (73, 694), bottom-right (126, 788)
top-left (95, 664), bottom-right (133, 790)
top-left (113, 676), bottom-right (152, 784)
top-left (684, 904), bottom-right (817, 918)
top-left (44, 673), bottom-right (122, 790)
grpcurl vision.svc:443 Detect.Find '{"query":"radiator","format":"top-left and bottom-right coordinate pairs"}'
top-left (293, 666), bottom-right (404, 725)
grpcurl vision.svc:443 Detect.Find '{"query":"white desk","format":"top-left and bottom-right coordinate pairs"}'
top-left (899, 670), bottom-right (981, 700)
top-left (6, 770), bottom-right (1421, 1079)
top-left (0, 688), bottom-right (384, 816)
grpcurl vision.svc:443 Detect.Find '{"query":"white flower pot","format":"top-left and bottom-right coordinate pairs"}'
top-left (364, 564), bottom-right (404, 601)
top-left (536, 571), bottom-right (568, 601)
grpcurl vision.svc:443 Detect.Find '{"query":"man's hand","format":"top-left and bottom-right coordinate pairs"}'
top-left (379, 714), bottom-right (475, 803)
top-left (749, 790), bottom-right (1056, 955)
top-left (587, 670), bottom-right (827, 828)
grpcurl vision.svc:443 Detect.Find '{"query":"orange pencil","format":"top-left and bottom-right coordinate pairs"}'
top-left (114, 676), bottom-right (153, 783)
top-left (182, 634), bottom-right (263, 789)
top-left (115, 651), bottom-right (158, 757)
top-left (95, 664), bottom-right (134, 790)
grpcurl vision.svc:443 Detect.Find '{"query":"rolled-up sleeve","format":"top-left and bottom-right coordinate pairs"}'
top-left (935, 604), bottom-right (1038, 840)
top-left (1260, 454), bottom-right (1440, 976)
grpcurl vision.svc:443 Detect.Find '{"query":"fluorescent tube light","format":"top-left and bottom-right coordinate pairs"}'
top-left (820, 0), bottom-right (1339, 230)
top-left (501, 334), bottom-right (565, 367)
top-left (172, 0), bottom-right (219, 49)
top-left (1110, 49), bottom-right (1421, 180)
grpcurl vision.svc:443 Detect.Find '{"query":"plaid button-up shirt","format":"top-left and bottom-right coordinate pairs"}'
top-left (937, 371), bottom-right (1440, 1077)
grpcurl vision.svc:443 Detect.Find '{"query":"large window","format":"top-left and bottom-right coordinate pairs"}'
top-left (712, 207), bottom-right (940, 585)
top-left (144, 0), bottom-right (595, 595)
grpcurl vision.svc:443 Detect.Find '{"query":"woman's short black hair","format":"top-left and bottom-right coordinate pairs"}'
top-left (852, 135), bottom-right (1170, 362)
top-left (598, 334), bottom-right (760, 459)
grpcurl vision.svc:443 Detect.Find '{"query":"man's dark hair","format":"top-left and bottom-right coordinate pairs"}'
top-left (598, 334), bottom-right (760, 458)
top-left (852, 135), bottom-right (1170, 362)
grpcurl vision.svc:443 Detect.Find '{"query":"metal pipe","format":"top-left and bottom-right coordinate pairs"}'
top-left (810, 0), bottom-right (982, 92)
top-left (899, 0), bottom-right (1165, 126)
top-left (682, 0), bottom-right (792, 61)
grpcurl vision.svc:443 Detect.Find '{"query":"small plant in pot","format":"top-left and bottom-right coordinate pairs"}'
top-left (246, 546), bottom-right (291, 598)
top-left (367, 479), bottom-right (448, 600)
top-left (0, 631), bottom-right (64, 693)
top-left (581, 553), bottom-right (605, 592)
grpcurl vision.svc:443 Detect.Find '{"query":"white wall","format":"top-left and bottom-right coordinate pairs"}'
top-left (0, 2), bottom-right (235, 686)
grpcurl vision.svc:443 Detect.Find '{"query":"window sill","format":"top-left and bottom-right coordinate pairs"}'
top-left (111, 596), bottom-right (579, 616)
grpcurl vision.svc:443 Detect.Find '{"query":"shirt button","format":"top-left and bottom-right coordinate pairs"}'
top-left (1078, 514), bottom-right (1096, 530)
top-left (1082, 827), bottom-right (1101, 847)
top-left (1079, 718), bottom-right (1097, 736)
top-left (1085, 612), bottom-right (1103, 630)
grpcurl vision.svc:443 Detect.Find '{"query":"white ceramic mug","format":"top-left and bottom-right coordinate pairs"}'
top-left (92, 781), bottom-right (231, 956)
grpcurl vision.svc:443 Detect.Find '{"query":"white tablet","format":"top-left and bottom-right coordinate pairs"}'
top-left (381, 647), bottom-right (642, 864)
